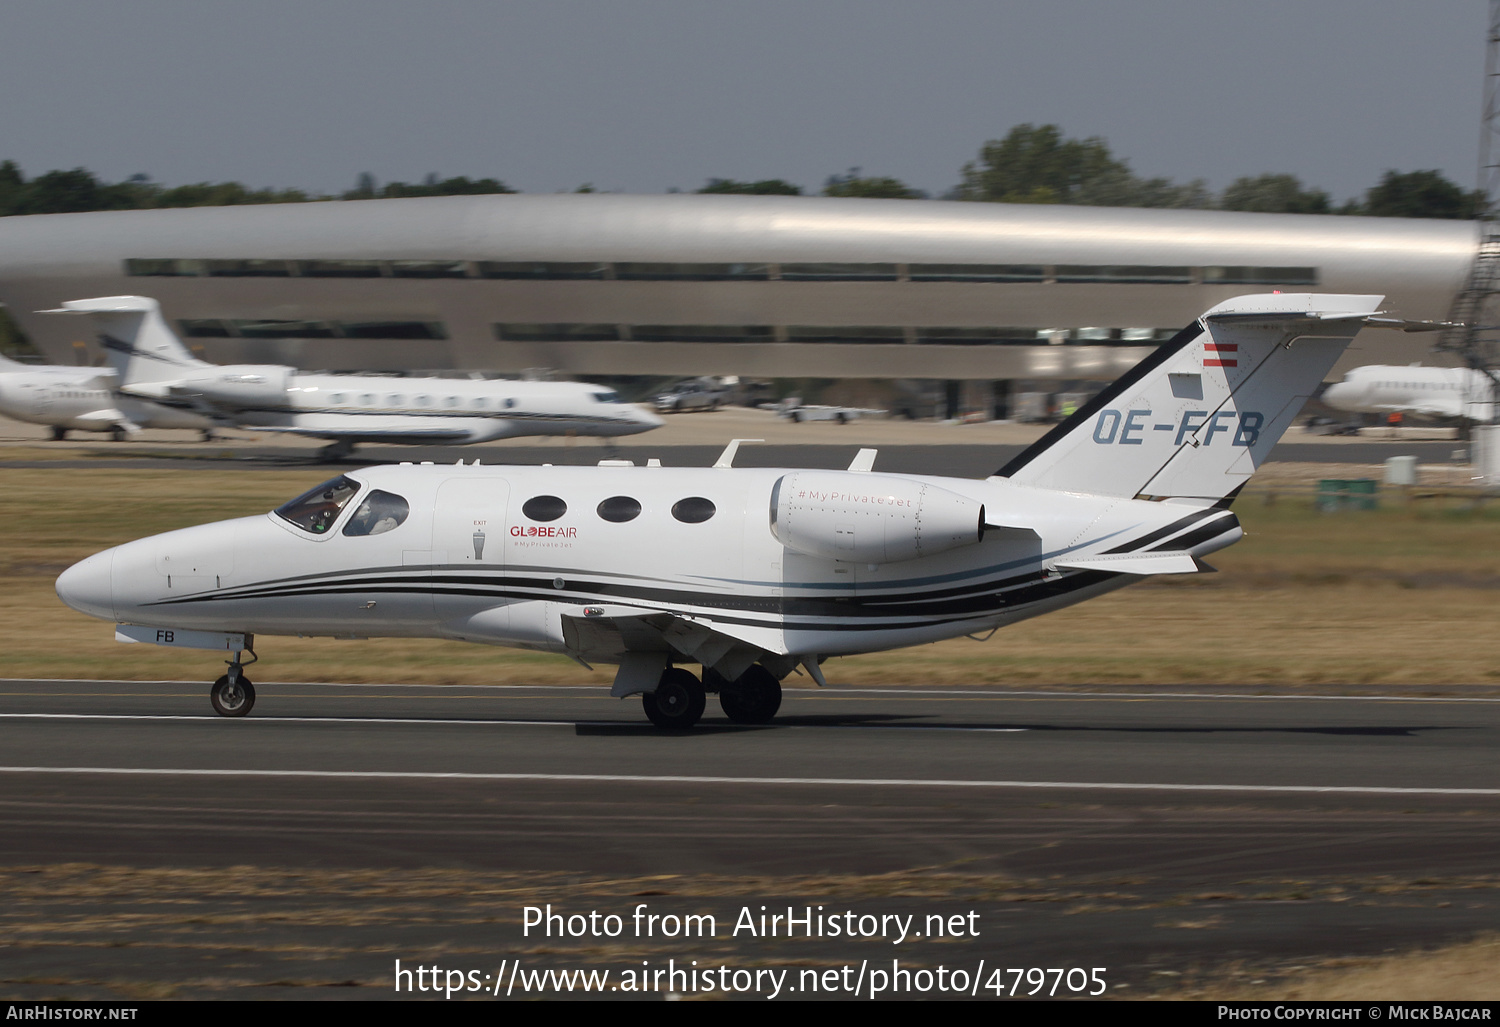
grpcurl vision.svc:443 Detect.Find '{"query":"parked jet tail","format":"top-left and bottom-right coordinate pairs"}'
top-left (43, 295), bottom-right (208, 387)
top-left (995, 293), bottom-right (1393, 503)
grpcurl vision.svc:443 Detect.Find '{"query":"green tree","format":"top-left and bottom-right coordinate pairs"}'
top-left (0, 161), bottom-right (24, 215)
top-left (822, 168), bottom-right (925, 199)
top-left (957, 124), bottom-right (1128, 204)
top-left (696, 178), bottom-right (802, 196)
top-left (1219, 174), bottom-right (1330, 214)
top-left (155, 181), bottom-right (312, 207)
top-left (1358, 169), bottom-right (1483, 219)
top-left (377, 175), bottom-right (514, 198)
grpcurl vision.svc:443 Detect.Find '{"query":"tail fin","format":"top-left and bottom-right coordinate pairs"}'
top-left (996, 293), bottom-right (1387, 502)
top-left (42, 296), bottom-right (208, 387)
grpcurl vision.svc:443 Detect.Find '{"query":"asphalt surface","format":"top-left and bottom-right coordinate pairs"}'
top-left (0, 439), bottom-right (1470, 476)
top-left (2, 681), bottom-right (1498, 998)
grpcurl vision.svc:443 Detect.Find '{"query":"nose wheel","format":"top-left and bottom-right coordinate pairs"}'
top-left (211, 673), bottom-right (256, 717)
top-left (209, 647), bottom-right (258, 717)
top-left (642, 667), bottom-right (706, 729)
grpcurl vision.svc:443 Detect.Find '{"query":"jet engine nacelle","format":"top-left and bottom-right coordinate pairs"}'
top-left (770, 471), bottom-right (985, 564)
top-left (176, 365), bottom-right (293, 408)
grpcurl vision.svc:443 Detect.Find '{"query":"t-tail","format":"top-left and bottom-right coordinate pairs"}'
top-left (994, 293), bottom-right (1425, 503)
top-left (43, 295), bottom-right (208, 388)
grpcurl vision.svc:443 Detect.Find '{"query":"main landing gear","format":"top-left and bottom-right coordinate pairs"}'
top-left (319, 438), bottom-right (356, 461)
top-left (209, 647), bottom-right (258, 717)
top-left (641, 664), bottom-right (784, 729)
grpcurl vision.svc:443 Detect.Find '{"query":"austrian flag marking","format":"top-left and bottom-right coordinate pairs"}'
top-left (1204, 342), bottom-right (1238, 368)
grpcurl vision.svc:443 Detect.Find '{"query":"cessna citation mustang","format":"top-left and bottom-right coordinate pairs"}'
top-left (0, 349), bottom-right (212, 440)
top-left (1321, 364), bottom-right (1496, 422)
top-left (55, 294), bottom-right (1443, 727)
top-left (44, 296), bottom-right (662, 458)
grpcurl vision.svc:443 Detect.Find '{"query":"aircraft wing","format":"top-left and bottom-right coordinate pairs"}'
top-left (559, 605), bottom-right (786, 685)
top-left (1053, 552), bottom-right (1204, 575)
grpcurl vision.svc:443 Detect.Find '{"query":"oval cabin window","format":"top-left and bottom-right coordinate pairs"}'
top-left (597, 496), bottom-right (642, 523)
top-left (671, 497), bottom-right (716, 523)
top-left (522, 495), bottom-right (568, 522)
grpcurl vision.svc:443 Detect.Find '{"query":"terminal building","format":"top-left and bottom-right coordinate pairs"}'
top-left (0, 193), bottom-right (1478, 413)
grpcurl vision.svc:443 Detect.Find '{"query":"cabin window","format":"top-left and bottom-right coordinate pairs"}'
top-left (445, 396), bottom-right (459, 408)
top-left (597, 496), bottom-right (642, 523)
top-left (522, 495), bottom-right (568, 522)
top-left (473, 397), bottom-right (488, 410)
top-left (672, 497), bottom-right (716, 523)
top-left (342, 489), bottom-right (410, 537)
top-left (274, 475), bottom-right (361, 534)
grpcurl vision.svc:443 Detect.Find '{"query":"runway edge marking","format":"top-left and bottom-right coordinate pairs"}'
top-left (0, 766), bottom-right (1496, 796)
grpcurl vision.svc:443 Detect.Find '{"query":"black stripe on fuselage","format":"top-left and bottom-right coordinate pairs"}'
top-left (994, 319), bottom-right (1206, 478)
top-left (1101, 507), bottom-right (1220, 554)
top-left (1146, 513), bottom-right (1240, 552)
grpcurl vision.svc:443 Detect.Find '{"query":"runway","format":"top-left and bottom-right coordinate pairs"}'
top-left (2, 680), bottom-right (1498, 999)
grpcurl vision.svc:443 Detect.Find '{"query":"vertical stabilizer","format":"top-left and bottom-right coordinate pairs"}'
top-left (47, 296), bottom-right (208, 386)
top-left (995, 293), bottom-right (1385, 501)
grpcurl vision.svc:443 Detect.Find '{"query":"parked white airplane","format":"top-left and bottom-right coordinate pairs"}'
top-left (45, 296), bottom-right (662, 457)
top-left (55, 294), bottom-right (1437, 727)
top-left (0, 349), bottom-right (213, 440)
top-left (1321, 364), bottom-right (1497, 421)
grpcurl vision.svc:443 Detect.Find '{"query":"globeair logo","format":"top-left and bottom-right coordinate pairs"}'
top-left (510, 525), bottom-right (579, 538)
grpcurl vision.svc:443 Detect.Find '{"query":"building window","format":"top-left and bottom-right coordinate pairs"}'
top-left (203, 259), bottom-right (293, 277)
top-left (477, 261), bottom-right (610, 280)
top-left (123, 258), bottom-right (204, 276)
top-left (787, 325), bottom-right (906, 344)
top-left (237, 319), bottom-right (339, 339)
top-left (908, 264), bottom-right (1047, 282)
top-left (298, 260), bottom-right (383, 278)
top-left (1056, 266), bottom-right (1193, 284)
top-left (916, 327), bottom-right (1036, 345)
top-left (340, 321), bottom-right (448, 340)
top-left (390, 260), bottom-right (470, 278)
top-left (494, 323), bottom-right (621, 342)
top-left (1203, 266), bottom-right (1318, 286)
top-left (613, 262), bottom-right (771, 281)
top-left (779, 263), bottom-right (899, 281)
top-left (630, 325), bottom-right (775, 342)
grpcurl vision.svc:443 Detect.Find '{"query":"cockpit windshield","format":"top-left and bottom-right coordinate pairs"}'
top-left (274, 475), bottom-right (361, 533)
top-left (342, 489), bottom-right (410, 536)
top-left (591, 390), bottom-right (623, 403)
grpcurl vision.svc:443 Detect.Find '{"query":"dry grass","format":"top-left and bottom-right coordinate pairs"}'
top-left (5, 465), bottom-right (1500, 687)
top-left (1159, 935), bottom-right (1500, 1000)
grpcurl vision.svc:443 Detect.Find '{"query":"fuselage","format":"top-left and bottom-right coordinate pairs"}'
top-left (0, 364), bottom-right (210, 432)
top-left (55, 461), bottom-right (1243, 663)
top-left (1321, 365), bottom-right (1495, 421)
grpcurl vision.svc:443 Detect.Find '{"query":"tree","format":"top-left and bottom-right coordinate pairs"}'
top-left (822, 168), bottom-right (925, 199)
top-left (1358, 170), bottom-right (1483, 219)
top-left (957, 124), bottom-right (1128, 204)
top-left (956, 123), bottom-right (1210, 208)
top-left (0, 161), bottom-right (24, 215)
top-left (1219, 174), bottom-right (1330, 214)
top-left (377, 175), bottom-right (514, 198)
top-left (696, 178), bottom-right (802, 196)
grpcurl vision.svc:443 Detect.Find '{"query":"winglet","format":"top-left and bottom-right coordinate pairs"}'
top-left (713, 438), bottom-right (764, 468)
top-left (847, 448), bottom-right (877, 472)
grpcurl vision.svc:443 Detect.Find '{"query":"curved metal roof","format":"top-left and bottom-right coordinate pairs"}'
top-left (0, 193), bottom-right (1478, 287)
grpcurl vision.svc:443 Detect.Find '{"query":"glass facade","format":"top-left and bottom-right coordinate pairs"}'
top-left (179, 319), bottom-right (448, 340)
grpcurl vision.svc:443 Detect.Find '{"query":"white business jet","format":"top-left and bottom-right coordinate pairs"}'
top-left (0, 346), bottom-right (213, 441)
top-left (1321, 364), bottom-right (1497, 422)
top-left (45, 296), bottom-right (662, 458)
top-left (55, 294), bottom-right (1439, 727)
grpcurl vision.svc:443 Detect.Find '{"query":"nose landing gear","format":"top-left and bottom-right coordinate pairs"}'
top-left (209, 646), bottom-right (258, 717)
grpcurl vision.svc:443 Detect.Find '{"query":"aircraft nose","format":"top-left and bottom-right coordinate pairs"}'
top-left (1321, 382), bottom-right (1355, 410)
top-left (56, 549), bottom-right (116, 621)
top-left (630, 406), bottom-right (665, 432)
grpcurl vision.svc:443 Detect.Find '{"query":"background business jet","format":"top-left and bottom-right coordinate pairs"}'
top-left (1321, 364), bottom-right (1497, 422)
top-left (46, 296), bottom-right (663, 458)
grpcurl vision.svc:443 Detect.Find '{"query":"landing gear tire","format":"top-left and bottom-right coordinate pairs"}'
top-left (642, 667), bottom-right (705, 729)
top-left (210, 674), bottom-right (256, 717)
top-left (110, 427), bottom-right (127, 442)
top-left (50, 426), bottom-right (67, 442)
top-left (718, 664), bottom-right (782, 724)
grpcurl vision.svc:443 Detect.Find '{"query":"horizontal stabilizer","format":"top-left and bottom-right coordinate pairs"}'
top-left (1054, 552), bottom-right (1202, 575)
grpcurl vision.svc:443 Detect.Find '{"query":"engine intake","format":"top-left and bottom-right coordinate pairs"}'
top-left (770, 471), bottom-right (984, 564)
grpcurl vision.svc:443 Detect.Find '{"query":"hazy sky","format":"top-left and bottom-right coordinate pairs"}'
top-left (0, 1), bottom-right (1485, 202)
